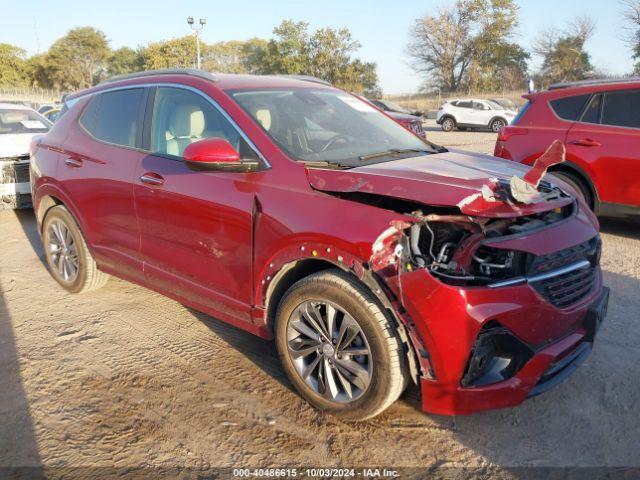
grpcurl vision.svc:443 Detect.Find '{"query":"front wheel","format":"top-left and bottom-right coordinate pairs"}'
top-left (490, 118), bottom-right (506, 132)
top-left (441, 117), bottom-right (455, 132)
top-left (42, 205), bottom-right (108, 293)
top-left (275, 270), bottom-right (408, 420)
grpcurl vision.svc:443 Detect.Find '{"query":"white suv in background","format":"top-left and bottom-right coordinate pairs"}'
top-left (436, 99), bottom-right (517, 132)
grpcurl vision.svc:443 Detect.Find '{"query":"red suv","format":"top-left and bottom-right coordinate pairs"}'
top-left (31, 70), bottom-right (608, 419)
top-left (494, 78), bottom-right (640, 216)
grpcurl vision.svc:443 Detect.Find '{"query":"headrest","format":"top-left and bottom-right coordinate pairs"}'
top-left (255, 109), bottom-right (272, 130)
top-left (168, 104), bottom-right (205, 138)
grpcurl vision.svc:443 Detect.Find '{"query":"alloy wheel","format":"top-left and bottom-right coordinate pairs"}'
top-left (47, 219), bottom-right (79, 282)
top-left (286, 300), bottom-right (372, 403)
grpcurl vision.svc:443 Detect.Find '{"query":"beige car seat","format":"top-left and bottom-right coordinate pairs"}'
top-left (166, 104), bottom-right (206, 156)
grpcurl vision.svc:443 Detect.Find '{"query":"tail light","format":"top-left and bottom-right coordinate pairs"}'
top-left (29, 136), bottom-right (42, 156)
top-left (497, 126), bottom-right (528, 142)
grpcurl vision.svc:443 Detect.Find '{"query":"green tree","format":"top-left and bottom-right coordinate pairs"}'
top-left (408, 0), bottom-right (528, 92)
top-left (45, 27), bottom-right (110, 89)
top-left (141, 36), bottom-right (197, 70)
top-left (203, 39), bottom-right (267, 73)
top-left (25, 53), bottom-right (52, 89)
top-left (534, 17), bottom-right (594, 85)
top-left (0, 43), bottom-right (29, 87)
top-left (260, 20), bottom-right (380, 94)
top-left (107, 46), bottom-right (143, 77)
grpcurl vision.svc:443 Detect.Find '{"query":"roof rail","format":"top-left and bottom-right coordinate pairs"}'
top-left (548, 76), bottom-right (640, 90)
top-left (99, 68), bottom-right (218, 85)
top-left (275, 74), bottom-right (332, 86)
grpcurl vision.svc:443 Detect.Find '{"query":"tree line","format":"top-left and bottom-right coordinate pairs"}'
top-left (409, 0), bottom-right (640, 92)
top-left (4, 2), bottom-right (640, 96)
top-left (0, 20), bottom-right (381, 96)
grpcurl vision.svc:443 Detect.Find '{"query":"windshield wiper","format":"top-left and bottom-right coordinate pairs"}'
top-left (301, 160), bottom-right (352, 169)
top-left (358, 148), bottom-right (432, 161)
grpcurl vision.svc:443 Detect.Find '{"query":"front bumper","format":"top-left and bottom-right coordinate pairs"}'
top-left (397, 263), bottom-right (607, 415)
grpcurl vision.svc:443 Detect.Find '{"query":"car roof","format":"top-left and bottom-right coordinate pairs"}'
top-left (67, 69), bottom-right (335, 101)
top-left (548, 77), bottom-right (640, 91)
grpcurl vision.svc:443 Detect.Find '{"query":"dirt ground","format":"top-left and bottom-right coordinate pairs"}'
top-left (1, 127), bottom-right (639, 478)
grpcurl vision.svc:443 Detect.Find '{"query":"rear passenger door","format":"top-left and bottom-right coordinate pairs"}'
top-left (58, 87), bottom-right (148, 280)
top-left (566, 89), bottom-right (640, 207)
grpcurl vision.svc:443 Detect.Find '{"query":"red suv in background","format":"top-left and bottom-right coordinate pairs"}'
top-left (31, 69), bottom-right (608, 419)
top-left (494, 78), bottom-right (640, 217)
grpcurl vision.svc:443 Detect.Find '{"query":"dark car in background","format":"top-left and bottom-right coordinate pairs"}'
top-left (494, 78), bottom-right (640, 216)
top-left (365, 98), bottom-right (425, 138)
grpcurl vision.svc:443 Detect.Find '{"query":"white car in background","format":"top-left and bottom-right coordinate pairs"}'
top-left (0, 103), bottom-right (52, 209)
top-left (436, 98), bottom-right (517, 132)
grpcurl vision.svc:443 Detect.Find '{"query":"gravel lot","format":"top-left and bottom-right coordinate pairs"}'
top-left (1, 126), bottom-right (639, 478)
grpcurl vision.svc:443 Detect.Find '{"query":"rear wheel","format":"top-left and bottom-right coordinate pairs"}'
top-left (42, 205), bottom-right (108, 293)
top-left (490, 118), bottom-right (506, 132)
top-left (441, 117), bottom-right (455, 132)
top-left (275, 270), bottom-right (408, 420)
top-left (551, 171), bottom-right (593, 209)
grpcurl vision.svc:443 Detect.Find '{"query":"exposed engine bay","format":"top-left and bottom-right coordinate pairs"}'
top-left (402, 204), bottom-right (575, 286)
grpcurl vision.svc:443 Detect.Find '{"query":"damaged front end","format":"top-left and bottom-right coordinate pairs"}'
top-left (362, 141), bottom-right (606, 415)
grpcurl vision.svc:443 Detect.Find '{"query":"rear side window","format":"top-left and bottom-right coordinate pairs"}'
top-left (457, 101), bottom-right (473, 108)
top-left (79, 88), bottom-right (145, 147)
top-left (601, 90), bottom-right (640, 128)
top-left (549, 94), bottom-right (590, 121)
top-left (580, 94), bottom-right (601, 124)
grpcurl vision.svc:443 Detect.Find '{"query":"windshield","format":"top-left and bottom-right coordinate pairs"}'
top-left (486, 100), bottom-right (505, 110)
top-left (230, 88), bottom-right (439, 167)
top-left (0, 109), bottom-right (51, 134)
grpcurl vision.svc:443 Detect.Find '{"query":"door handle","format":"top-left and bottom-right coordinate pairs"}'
top-left (64, 157), bottom-right (83, 168)
top-left (569, 138), bottom-right (601, 147)
top-left (139, 172), bottom-right (165, 186)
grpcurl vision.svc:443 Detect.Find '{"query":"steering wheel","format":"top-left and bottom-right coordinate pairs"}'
top-left (320, 134), bottom-right (350, 152)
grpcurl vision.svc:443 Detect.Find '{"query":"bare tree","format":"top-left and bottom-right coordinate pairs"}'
top-left (408, 0), bottom-right (528, 92)
top-left (407, 3), bottom-right (474, 91)
top-left (620, 0), bottom-right (640, 72)
top-left (533, 15), bottom-right (595, 85)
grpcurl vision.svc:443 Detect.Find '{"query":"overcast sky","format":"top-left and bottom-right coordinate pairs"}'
top-left (1, 0), bottom-right (635, 94)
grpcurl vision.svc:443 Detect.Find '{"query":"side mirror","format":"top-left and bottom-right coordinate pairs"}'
top-left (183, 138), bottom-right (259, 172)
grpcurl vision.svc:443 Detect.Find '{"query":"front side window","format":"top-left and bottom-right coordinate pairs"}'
top-left (230, 88), bottom-right (438, 167)
top-left (150, 86), bottom-right (257, 160)
top-left (601, 90), bottom-right (640, 128)
top-left (0, 109), bottom-right (51, 134)
top-left (79, 88), bottom-right (144, 147)
top-left (549, 94), bottom-right (590, 121)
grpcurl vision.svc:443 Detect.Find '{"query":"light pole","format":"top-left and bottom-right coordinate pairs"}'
top-left (187, 16), bottom-right (206, 69)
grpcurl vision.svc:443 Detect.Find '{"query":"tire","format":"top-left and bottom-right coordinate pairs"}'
top-left (551, 171), bottom-right (593, 209)
top-left (275, 269), bottom-right (408, 420)
top-left (42, 205), bottom-right (108, 293)
top-left (490, 118), bottom-right (506, 133)
top-left (441, 117), bottom-right (455, 132)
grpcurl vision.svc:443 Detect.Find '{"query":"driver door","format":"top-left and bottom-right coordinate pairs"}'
top-left (133, 85), bottom-right (261, 325)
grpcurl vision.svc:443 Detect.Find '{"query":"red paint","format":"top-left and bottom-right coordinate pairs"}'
top-left (494, 81), bottom-right (640, 212)
top-left (31, 72), bottom-right (606, 415)
top-left (183, 138), bottom-right (241, 164)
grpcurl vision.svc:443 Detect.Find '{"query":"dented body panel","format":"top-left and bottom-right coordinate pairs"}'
top-left (307, 149), bottom-right (573, 218)
top-left (30, 72), bottom-right (607, 416)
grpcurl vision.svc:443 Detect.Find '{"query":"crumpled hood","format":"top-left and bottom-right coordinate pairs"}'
top-left (0, 133), bottom-right (38, 159)
top-left (306, 149), bottom-right (574, 217)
